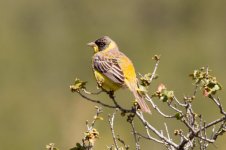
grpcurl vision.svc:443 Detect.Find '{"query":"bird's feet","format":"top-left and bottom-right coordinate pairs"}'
top-left (107, 91), bottom-right (115, 99)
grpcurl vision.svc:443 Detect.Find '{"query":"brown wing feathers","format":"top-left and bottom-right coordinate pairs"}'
top-left (93, 55), bottom-right (125, 84)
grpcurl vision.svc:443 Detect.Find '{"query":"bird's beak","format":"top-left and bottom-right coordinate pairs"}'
top-left (87, 41), bottom-right (99, 53)
top-left (87, 42), bottom-right (96, 47)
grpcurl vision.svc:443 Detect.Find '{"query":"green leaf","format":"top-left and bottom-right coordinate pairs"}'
top-left (70, 78), bottom-right (87, 92)
top-left (166, 91), bottom-right (174, 99)
top-left (175, 113), bottom-right (183, 120)
top-left (190, 67), bottom-right (222, 96)
top-left (160, 95), bottom-right (168, 102)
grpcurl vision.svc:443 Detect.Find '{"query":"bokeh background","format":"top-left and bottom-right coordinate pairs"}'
top-left (1, 0), bottom-right (226, 149)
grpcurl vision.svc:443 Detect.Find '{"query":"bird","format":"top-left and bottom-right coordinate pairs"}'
top-left (87, 36), bottom-right (151, 113)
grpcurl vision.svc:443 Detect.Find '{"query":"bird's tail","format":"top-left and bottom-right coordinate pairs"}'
top-left (125, 79), bottom-right (151, 114)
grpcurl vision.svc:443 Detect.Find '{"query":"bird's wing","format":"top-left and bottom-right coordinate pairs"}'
top-left (93, 54), bottom-right (125, 84)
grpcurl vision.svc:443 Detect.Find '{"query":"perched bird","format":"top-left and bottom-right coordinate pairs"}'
top-left (87, 36), bottom-right (151, 113)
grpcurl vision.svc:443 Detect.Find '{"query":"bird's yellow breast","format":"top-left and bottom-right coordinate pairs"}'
top-left (93, 69), bottom-right (122, 92)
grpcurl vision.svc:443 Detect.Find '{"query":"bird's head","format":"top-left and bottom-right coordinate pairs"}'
top-left (87, 36), bottom-right (117, 53)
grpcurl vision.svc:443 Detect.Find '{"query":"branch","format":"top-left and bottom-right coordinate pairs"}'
top-left (145, 94), bottom-right (176, 118)
top-left (110, 94), bottom-right (133, 113)
top-left (77, 91), bottom-right (117, 108)
top-left (173, 96), bottom-right (187, 107)
top-left (201, 116), bottom-right (226, 130)
top-left (164, 123), bottom-right (174, 150)
top-left (131, 121), bottom-right (141, 150)
top-left (135, 111), bottom-right (178, 149)
top-left (108, 112), bottom-right (119, 150)
top-left (209, 95), bottom-right (226, 115)
top-left (212, 120), bottom-right (226, 140)
top-left (149, 55), bottom-right (160, 83)
top-left (70, 64), bottom-right (226, 150)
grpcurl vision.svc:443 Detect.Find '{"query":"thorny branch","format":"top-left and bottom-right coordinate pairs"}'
top-left (69, 56), bottom-right (226, 150)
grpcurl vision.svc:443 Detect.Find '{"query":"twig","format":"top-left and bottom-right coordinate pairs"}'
top-left (203, 122), bottom-right (208, 149)
top-left (168, 103), bottom-right (183, 114)
top-left (199, 115), bottom-right (204, 149)
top-left (91, 107), bottom-right (103, 128)
top-left (198, 135), bottom-right (214, 143)
top-left (212, 120), bottom-right (226, 140)
top-left (82, 89), bottom-right (103, 95)
top-left (110, 95), bottom-right (132, 113)
top-left (77, 91), bottom-right (117, 108)
top-left (108, 112), bottom-right (119, 150)
top-left (79, 89), bottom-right (133, 114)
top-left (164, 123), bottom-right (174, 150)
top-left (210, 125), bottom-right (215, 140)
top-left (131, 121), bottom-right (141, 150)
top-left (178, 132), bottom-right (189, 145)
top-left (173, 96), bottom-right (187, 107)
top-left (164, 123), bottom-right (170, 141)
top-left (136, 111), bottom-right (178, 149)
top-left (193, 84), bottom-right (199, 97)
top-left (137, 131), bottom-right (164, 144)
top-left (116, 135), bottom-right (129, 150)
top-left (201, 116), bottom-right (226, 130)
top-left (187, 103), bottom-right (195, 128)
top-left (209, 95), bottom-right (226, 115)
top-left (145, 94), bottom-right (175, 118)
top-left (181, 119), bottom-right (196, 134)
top-left (149, 58), bottom-right (160, 83)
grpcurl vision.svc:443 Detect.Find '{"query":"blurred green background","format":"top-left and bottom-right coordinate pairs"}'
top-left (1, 0), bottom-right (226, 149)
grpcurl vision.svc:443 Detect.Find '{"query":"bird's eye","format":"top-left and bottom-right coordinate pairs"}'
top-left (99, 42), bottom-right (105, 47)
